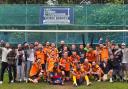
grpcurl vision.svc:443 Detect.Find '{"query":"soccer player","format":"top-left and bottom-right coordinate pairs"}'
top-left (94, 45), bottom-right (101, 65)
top-left (71, 63), bottom-right (83, 87)
top-left (43, 41), bottom-right (51, 60)
top-left (100, 44), bottom-right (109, 80)
top-left (49, 43), bottom-right (59, 58)
top-left (91, 62), bottom-right (104, 82)
top-left (49, 65), bottom-right (63, 85)
top-left (70, 51), bottom-right (80, 64)
top-left (34, 44), bottom-right (46, 81)
top-left (29, 59), bottom-right (43, 84)
top-left (35, 44), bottom-right (45, 72)
top-left (59, 52), bottom-right (71, 84)
top-left (81, 59), bottom-right (92, 86)
top-left (86, 47), bottom-right (96, 63)
top-left (47, 51), bottom-right (58, 83)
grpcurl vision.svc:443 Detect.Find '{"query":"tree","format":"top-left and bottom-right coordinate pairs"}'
top-left (107, 0), bottom-right (123, 4)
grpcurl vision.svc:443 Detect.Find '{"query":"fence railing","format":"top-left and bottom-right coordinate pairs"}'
top-left (0, 4), bottom-right (128, 44)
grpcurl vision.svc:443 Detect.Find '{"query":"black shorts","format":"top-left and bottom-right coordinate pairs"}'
top-left (100, 61), bottom-right (109, 73)
top-left (42, 64), bottom-right (46, 70)
top-left (30, 72), bottom-right (39, 79)
top-left (65, 71), bottom-right (70, 77)
top-left (107, 60), bottom-right (115, 70)
top-left (76, 78), bottom-right (83, 85)
top-left (59, 66), bottom-right (65, 71)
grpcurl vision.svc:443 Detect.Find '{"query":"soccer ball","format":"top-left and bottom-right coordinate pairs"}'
top-left (102, 74), bottom-right (108, 81)
top-left (33, 79), bottom-right (38, 83)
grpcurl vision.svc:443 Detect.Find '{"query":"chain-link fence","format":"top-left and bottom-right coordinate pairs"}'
top-left (0, 4), bottom-right (128, 44)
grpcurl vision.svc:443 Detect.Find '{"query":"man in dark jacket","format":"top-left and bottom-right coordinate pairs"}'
top-left (112, 45), bottom-right (123, 81)
top-left (58, 40), bottom-right (65, 58)
top-left (7, 47), bottom-right (17, 83)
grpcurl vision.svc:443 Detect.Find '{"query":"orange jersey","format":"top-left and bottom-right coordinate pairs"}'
top-left (81, 63), bottom-right (91, 72)
top-left (49, 48), bottom-right (59, 57)
top-left (92, 64), bottom-right (100, 72)
top-left (60, 57), bottom-right (70, 71)
top-left (47, 57), bottom-right (58, 72)
top-left (70, 55), bottom-right (80, 63)
top-left (72, 66), bottom-right (82, 79)
top-left (72, 63), bottom-right (77, 71)
top-left (43, 47), bottom-right (50, 54)
top-left (35, 50), bottom-right (45, 64)
top-left (76, 71), bottom-right (82, 79)
top-left (100, 48), bottom-right (109, 61)
top-left (86, 51), bottom-right (96, 62)
top-left (43, 46), bottom-right (51, 58)
top-left (94, 50), bottom-right (101, 64)
top-left (29, 62), bottom-right (41, 77)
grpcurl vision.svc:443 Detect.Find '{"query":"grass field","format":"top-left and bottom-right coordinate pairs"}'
top-left (1, 81), bottom-right (128, 89)
top-left (1, 74), bottom-right (128, 89)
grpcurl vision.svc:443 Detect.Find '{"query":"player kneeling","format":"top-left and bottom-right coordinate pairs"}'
top-left (49, 64), bottom-right (63, 85)
top-left (29, 59), bottom-right (43, 84)
top-left (91, 62), bottom-right (104, 82)
top-left (81, 59), bottom-right (92, 86)
top-left (71, 64), bottom-right (84, 87)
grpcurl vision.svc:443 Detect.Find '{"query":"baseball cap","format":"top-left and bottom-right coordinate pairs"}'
top-left (121, 43), bottom-right (126, 46)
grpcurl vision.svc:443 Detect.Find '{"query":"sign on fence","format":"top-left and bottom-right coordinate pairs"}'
top-left (40, 7), bottom-right (74, 25)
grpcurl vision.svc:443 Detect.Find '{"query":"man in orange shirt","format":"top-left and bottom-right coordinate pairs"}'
top-left (35, 44), bottom-right (46, 81)
top-left (47, 51), bottom-right (58, 72)
top-left (48, 43), bottom-right (59, 58)
top-left (81, 59), bottom-right (92, 86)
top-left (43, 42), bottom-right (51, 64)
top-left (71, 63), bottom-right (83, 87)
top-left (100, 44), bottom-right (109, 80)
top-left (70, 51), bottom-right (80, 65)
top-left (29, 59), bottom-right (43, 84)
top-left (94, 45), bottom-right (101, 65)
top-left (35, 44), bottom-right (45, 71)
top-left (59, 52), bottom-right (71, 83)
top-left (100, 44), bottom-right (109, 63)
top-left (91, 62), bottom-right (104, 82)
top-left (86, 47), bottom-right (96, 63)
top-left (47, 51), bottom-right (58, 83)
